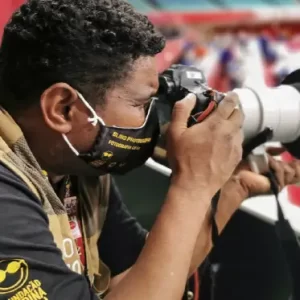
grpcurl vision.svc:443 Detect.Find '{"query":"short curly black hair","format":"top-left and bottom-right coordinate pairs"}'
top-left (0, 0), bottom-right (165, 112)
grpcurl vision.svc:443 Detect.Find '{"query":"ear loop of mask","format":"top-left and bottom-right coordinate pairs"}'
top-left (77, 92), bottom-right (106, 126)
top-left (62, 92), bottom-right (105, 156)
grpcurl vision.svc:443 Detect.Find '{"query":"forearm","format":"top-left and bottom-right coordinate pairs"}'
top-left (105, 182), bottom-right (212, 300)
top-left (188, 178), bottom-right (248, 276)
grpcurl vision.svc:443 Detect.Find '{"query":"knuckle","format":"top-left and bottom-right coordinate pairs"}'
top-left (169, 129), bottom-right (178, 140)
top-left (173, 101), bottom-right (185, 111)
top-left (223, 133), bottom-right (233, 142)
top-left (220, 121), bottom-right (233, 134)
top-left (232, 145), bottom-right (243, 163)
top-left (294, 167), bottom-right (300, 180)
top-left (223, 96), bottom-right (236, 107)
top-left (225, 92), bottom-right (240, 105)
top-left (268, 155), bottom-right (276, 165)
top-left (286, 165), bottom-right (296, 177)
top-left (288, 162), bottom-right (299, 182)
top-left (167, 124), bottom-right (176, 137)
top-left (271, 158), bottom-right (280, 170)
top-left (277, 162), bottom-right (285, 174)
top-left (237, 109), bottom-right (245, 123)
top-left (233, 135), bottom-right (243, 153)
top-left (208, 121), bottom-right (217, 132)
top-left (282, 161), bottom-right (290, 171)
top-left (167, 121), bottom-right (174, 130)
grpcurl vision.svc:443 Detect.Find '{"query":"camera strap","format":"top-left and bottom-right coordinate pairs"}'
top-left (243, 129), bottom-right (300, 299)
top-left (198, 192), bottom-right (220, 280)
top-left (200, 129), bottom-right (300, 299)
top-left (266, 170), bottom-right (300, 300)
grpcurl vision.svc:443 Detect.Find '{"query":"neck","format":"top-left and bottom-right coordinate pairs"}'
top-left (48, 173), bottom-right (66, 184)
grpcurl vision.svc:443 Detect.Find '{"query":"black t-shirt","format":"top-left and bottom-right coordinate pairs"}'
top-left (0, 163), bottom-right (147, 299)
top-left (99, 178), bottom-right (148, 276)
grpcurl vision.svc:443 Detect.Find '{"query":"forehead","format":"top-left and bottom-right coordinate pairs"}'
top-left (121, 56), bottom-right (159, 97)
top-left (102, 56), bottom-right (159, 110)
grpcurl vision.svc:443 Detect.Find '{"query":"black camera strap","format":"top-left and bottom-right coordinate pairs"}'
top-left (200, 129), bottom-right (300, 299)
top-left (198, 192), bottom-right (220, 282)
top-left (243, 130), bottom-right (300, 299)
top-left (211, 191), bottom-right (221, 247)
top-left (267, 170), bottom-right (300, 300)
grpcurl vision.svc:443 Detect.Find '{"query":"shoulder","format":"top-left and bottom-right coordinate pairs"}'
top-left (0, 162), bottom-right (37, 196)
top-left (0, 163), bottom-right (49, 230)
top-left (0, 162), bottom-right (23, 182)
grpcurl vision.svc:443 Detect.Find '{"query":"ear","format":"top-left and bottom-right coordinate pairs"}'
top-left (40, 83), bottom-right (78, 134)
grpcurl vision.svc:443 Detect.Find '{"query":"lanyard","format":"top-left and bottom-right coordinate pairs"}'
top-left (64, 177), bottom-right (92, 286)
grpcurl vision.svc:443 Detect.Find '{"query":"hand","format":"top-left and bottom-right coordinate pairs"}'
top-left (266, 147), bottom-right (300, 187)
top-left (167, 92), bottom-right (244, 196)
top-left (231, 147), bottom-right (300, 198)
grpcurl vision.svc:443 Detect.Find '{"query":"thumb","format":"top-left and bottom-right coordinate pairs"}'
top-left (171, 93), bottom-right (196, 133)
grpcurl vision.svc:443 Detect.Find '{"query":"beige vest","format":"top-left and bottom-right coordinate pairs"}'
top-left (0, 110), bottom-right (112, 298)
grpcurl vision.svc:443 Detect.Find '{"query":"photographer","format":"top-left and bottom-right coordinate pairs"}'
top-left (0, 1), bottom-right (298, 299)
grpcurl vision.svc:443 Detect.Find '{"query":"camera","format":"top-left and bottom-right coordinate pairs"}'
top-left (157, 65), bottom-right (225, 126)
top-left (154, 64), bottom-right (300, 160)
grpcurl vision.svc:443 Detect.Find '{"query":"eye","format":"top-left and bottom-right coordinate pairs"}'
top-left (132, 99), bottom-right (152, 110)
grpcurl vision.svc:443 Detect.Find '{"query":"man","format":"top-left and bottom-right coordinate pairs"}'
top-left (0, 1), bottom-right (297, 299)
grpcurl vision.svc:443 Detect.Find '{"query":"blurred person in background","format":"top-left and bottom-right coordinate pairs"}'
top-left (219, 33), bottom-right (246, 89)
top-left (0, 0), bottom-right (298, 299)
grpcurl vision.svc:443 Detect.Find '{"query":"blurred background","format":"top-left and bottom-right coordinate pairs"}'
top-left (116, 1), bottom-right (300, 300)
top-left (130, 0), bottom-right (300, 90)
top-left (2, 1), bottom-right (300, 299)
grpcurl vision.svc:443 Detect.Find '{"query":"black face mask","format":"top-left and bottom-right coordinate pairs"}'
top-left (63, 92), bottom-right (160, 175)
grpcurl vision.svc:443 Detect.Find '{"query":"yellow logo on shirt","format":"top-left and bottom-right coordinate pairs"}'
top-left (0, 259), bottom-right (29, 294)
top-left (0, 259), bottom-right (48, 299)
top-left (8, 279), bottom-right (48, 300)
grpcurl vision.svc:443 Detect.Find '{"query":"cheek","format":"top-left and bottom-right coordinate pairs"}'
top-left (101, 106), bottom-right (146, 128)
top-left (68, 120), bottom-right (99, 152)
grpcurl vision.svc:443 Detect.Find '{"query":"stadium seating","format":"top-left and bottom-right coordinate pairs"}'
top-left (221, 0), bottom-right (295, 8)
top-left (127, 0), bottom-right (155, 12)
top-left (152, 0), bottom-right (219, 11)
top-left (128, 0), bottom-right (297, 12)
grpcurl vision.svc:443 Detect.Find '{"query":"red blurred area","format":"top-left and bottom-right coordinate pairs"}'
top-left (156, 39), bottom-right (185, 73)
top-left (148, 10), bottom-right (256, 26)
top-left (0, 0), bottom-right (24, 41)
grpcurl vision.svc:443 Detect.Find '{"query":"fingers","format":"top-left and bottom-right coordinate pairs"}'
top-left (268, 157), bottom-right (284, 190)
top-left (283, 163), bottom-right (297, 185)
top-left (207, 92), bottom-right (244, 133)
top-left (227, 106), bottom-right (245, 132)
top-left (288, 160), bottom-right (300, 185)
top-left (170, 93), bottom-right (196, 137)
top-left (214, 92), bottom-right (241, 120)
top-left (268, 156), bottom-right (296, 190)
top-left (236, 160), bottom-right (252, 172)
top-left (234, 131), bottom-right (244, 163)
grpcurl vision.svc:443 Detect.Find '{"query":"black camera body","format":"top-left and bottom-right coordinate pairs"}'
top-left (156, 64), bottom-right (225, 126)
